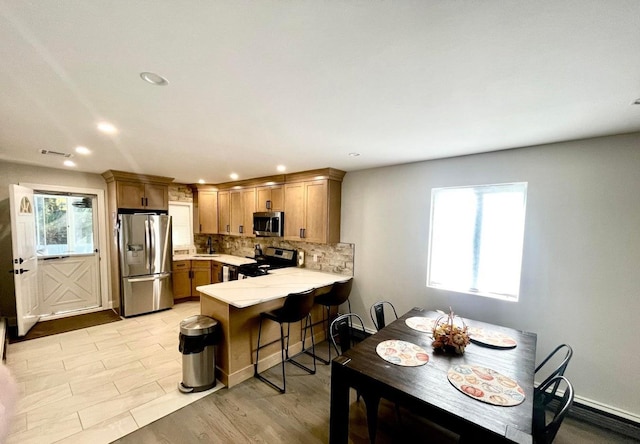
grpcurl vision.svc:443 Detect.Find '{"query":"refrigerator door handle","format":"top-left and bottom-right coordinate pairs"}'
top-left (144, 218), bottom-right (150, 271)
top-left (126, 272), bottom-right (171, 283)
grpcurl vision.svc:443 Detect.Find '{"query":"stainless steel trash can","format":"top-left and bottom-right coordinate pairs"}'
top-left (178, 315), bottom-right (219, 393)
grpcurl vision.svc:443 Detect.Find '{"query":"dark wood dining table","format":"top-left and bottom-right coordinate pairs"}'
top-left (329, 307), bottom-right (537, 443)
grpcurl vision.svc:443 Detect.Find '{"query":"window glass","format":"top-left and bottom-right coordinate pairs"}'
top-left (35, 194), bottom-right (95, 256)
top-left (427, 183), bottom-right (527, 300)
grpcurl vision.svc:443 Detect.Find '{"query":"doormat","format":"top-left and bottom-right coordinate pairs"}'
top-left (9, 309), bottom-right (122, 343)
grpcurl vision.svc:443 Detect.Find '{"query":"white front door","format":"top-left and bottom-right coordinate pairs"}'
top-left (9, 184), bottom-right (41, 336)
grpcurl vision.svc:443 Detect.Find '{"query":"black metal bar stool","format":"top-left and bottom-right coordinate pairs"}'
top-left (254, 288), bottom-right (318, 393)
top-left (307, 277), bottom-right (353, 364)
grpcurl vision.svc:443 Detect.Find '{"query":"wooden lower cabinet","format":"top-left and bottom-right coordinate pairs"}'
top-left (190, 261), bottom-right (212, 294)
top-left (211, 262), bottom-right (223, 284)
top-left (172, 260), bottom-right (192, 301)
top-left (172, 260), bottom-right (213, 301)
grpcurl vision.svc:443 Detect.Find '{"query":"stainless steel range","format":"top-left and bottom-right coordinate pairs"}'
top-left (238, 246), bottom-right (297, 278)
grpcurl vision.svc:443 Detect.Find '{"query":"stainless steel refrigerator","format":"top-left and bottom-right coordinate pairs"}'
top-left (118, 213), bottom-right (173, 317)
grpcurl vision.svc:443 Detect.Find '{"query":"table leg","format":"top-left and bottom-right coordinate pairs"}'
top-left (329, 361), bottom-right (350, 444)
top-left (361, 391), bottom-right (381, 444)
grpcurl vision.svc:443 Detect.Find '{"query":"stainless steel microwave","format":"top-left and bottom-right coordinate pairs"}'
top-left (253, 211), bottom-right (284, 237)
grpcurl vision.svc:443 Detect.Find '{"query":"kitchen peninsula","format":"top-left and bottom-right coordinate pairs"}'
top-left (197, 267), bottom-right (351, 387)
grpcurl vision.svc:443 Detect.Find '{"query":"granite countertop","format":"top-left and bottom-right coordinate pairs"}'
top-left (172, 254), bottom-right (256, 267)
top-left (196, 267), bottom-right (351, 309)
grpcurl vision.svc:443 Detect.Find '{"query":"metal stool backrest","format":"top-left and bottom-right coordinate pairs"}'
top-left (330, 313), bottom-right (366, 355)
top-left (275, 288), bottom-right (318, 323)
top-left (315, 278), bottom-right (353, 306)
top-left (370, 300), bottom-right (398, 331)
top-left (533, 375), bottom-right (574, 444)
top-left (535, 344), bottom-right (573, 407)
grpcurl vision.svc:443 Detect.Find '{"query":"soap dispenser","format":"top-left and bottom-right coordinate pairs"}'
top-left (254, 244), bottom-right (262, 258)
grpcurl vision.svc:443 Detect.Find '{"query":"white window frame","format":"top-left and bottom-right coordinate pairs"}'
top-left (427, 182), bottom-right (527, 301)
top-left (169, 201), bottom-right (194, 252)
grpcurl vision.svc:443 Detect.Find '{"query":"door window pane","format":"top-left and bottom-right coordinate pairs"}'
top-left (35, 194), bottom-right (95, 256)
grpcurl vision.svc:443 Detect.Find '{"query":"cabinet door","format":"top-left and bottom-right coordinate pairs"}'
top-left (256, 185), bottom-right (284, 212)
top-left (229, 190), bottom-right (243, 236)
top-left (303, 180), bottom-right (328, 243)
top-left (144, 184), bottom-right (168, 210)
top-left (218, 191), bottom-right (230, 234)
top-left (242, 188), bottom-right (256, 237)
top-left (284, 182), bottom-right (305, 239)
top-left (211, 262), bottom-right (223, 284)
top-left (172, 261), bottom-right (191, 300)
top-left (199, 191), bottom-right (218, 234)
top-left (191, 260), bottom-right (212, 295)
top-left (117, 181), bottom-right (146, 209)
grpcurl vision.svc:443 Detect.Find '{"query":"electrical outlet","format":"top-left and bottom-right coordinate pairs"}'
top-left (313, 254), bottom-right (318, 262)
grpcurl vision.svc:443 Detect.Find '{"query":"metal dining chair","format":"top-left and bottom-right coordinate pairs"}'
top-left (329, 312), bottom-right (366, 356)
top-left (534, 344), bottom-right (573, 407)
top-left (369, 300), bottom-right (398, 331)
top-left (533, 375), bottom-right (574, 444)
top-left (254, 288), bottom-right (318, 393)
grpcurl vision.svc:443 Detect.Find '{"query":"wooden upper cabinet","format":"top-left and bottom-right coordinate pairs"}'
top-left (284, 182), bottom-right (305, 239)
top-left (256, 185), bottom-right (284, 212)
top-left (102, 170), bottom-right (173, 211)
top-left (218, 191), bottom-right (231, 234)
top-left (196, 189), bottom-right (218, 234)
top-left (241, 188), bottom-right (256, 237)
top-left (229, 190), bottom-right (243, 236)
top-left (284, 174), bottom-right (343, 244)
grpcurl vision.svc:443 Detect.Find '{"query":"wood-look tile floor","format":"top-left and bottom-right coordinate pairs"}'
top-left (4, 301), bottom-right (222, 444)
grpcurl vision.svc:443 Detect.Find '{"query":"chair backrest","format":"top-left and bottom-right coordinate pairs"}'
top-left (277, 288), bottom-right (318, 323)
top-left (369, 301), bottom-right (398, 331)
top-left (535, 344), bottom-right (573, 406)
top-left (330, 313), bottom-right (366, 355)
top-left (533, 375), bottom-right (574, 444)
top-left (316, 278), bottom-right (353, 306)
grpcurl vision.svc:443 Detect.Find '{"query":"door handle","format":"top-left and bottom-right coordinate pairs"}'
top-left (14, 258), bottom-right (24, 264)
top-left (11, 269), bottom-right (30, 274)
top-left (127, 273), bottom-right (170, 283)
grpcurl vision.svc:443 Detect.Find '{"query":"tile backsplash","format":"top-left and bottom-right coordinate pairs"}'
top-left (194, 234), bottom-right (354, 276)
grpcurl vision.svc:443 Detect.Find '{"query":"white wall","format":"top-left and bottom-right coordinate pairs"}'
top-left (0, 161), bottom-right (109, 319)
top-left (341, 132), bottom-right (640, 421)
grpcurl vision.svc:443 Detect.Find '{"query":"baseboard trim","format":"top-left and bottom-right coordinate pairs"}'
top-left (551, 398), bottom-right (640, 440)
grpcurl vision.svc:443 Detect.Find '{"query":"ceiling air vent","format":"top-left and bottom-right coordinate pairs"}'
top-left (40, 149), bottom-right (73, 158)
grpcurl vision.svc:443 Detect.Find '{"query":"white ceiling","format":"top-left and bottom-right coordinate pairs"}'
top-left (1, 1), bottom-right (639, 184)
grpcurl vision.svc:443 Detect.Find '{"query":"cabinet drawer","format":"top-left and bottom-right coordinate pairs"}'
top-left (172, 260), bottom-right (190, 271)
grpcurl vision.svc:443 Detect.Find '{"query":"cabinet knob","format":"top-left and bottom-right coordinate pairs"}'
top-left (266, 200), bottom-right (271, 210)
top-left (239, 225), bottom-right (243, 234)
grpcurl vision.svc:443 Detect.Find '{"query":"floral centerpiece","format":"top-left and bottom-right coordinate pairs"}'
top-left (431, 307), bottom-right (470, 355)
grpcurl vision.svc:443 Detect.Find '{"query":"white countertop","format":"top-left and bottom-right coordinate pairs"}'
top-left (172, 254), bottom-right (256, 267)
top-left (196, 267), bottom-right (351, 308)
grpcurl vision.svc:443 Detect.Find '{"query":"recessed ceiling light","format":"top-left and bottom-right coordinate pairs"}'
top-left (230, 173), bottom-right (239, 180)
top-left (97, 122), bottom-right (118, 134)
top-left (64, 160), bottom-right (76, 167)
top-left (140, 72), bottom-right (169, 86)
top-left (348, 152), bottom-right (361, 157)
top-left (198, 179), bottom-right (205, 184)
top-left (277, 165), bottom-right (286, 172)
top-left (75, 146), bottom-right (91, 155)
